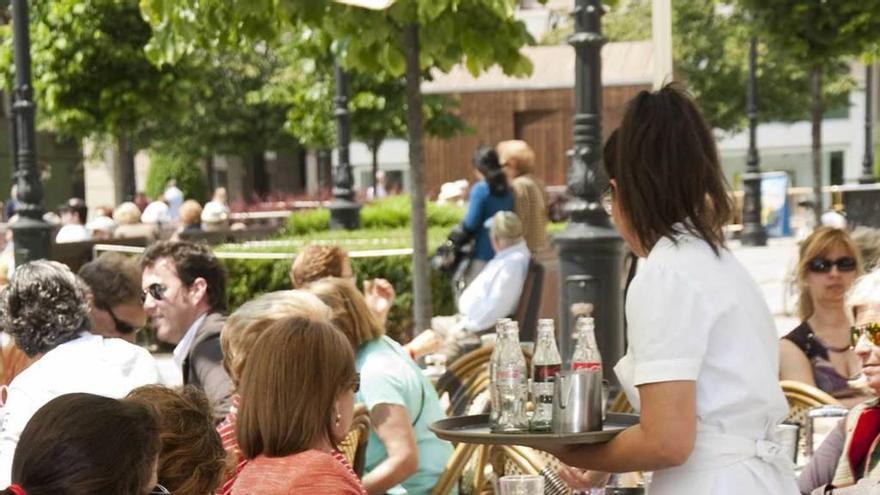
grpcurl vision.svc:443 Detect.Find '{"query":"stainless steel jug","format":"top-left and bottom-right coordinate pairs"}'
top-left (552, 369), bottom-right (603, 433)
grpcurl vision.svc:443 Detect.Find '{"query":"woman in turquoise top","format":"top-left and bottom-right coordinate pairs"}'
top-left (306, 277), bottom-right (453, 495)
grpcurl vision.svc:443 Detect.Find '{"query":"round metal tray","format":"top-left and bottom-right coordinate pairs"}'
top-left (429, 413), bottom-right (639, 446)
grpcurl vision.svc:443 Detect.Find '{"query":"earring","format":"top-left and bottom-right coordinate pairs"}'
top-left (335, 411), bottom-right (341, 425)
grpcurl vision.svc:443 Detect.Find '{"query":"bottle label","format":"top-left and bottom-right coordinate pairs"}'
top-left (572, 361), bottom-right (602, 372)
top-left (495, 368), bottom-right (523, 387)
top-left (532, 364), bottom-right (561, 382)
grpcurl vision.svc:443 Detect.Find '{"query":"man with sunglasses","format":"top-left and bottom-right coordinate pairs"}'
top-left (141, 241), bottom-right (232, 421)
top-left (799, 269), bottom-right (880, 494)
top-left (78, 252), bottom-right (147, 342)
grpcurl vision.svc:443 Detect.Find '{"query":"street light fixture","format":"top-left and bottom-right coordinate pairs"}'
top-left (860, 62), bottom-right (875, 184)
top-left (328, 61), bottom-right (361, 230)
top-left (554, 0), bottom-right (625, 385)
top-left (740, 36), bottom-right (768, 246)
top-left (10, 0), bottom-right (52, 265)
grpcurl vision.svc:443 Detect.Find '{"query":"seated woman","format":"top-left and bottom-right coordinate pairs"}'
top-left (126, 385), bottom-right (226, 495)
top-left (799, 268), bottom-right (880, 494)
top-left (291, 244), bottom-right (440, 359)
top-left (306, 278), bottom-right (453, 494)
top-left (216, 290), bottom-right (331, 495)
top-left (231, 316), bottom-right (366, 494)
top-left (0, 260), bottom-right (160, 486)
top-left (781, 227), bottom-right (866, 403)
top-left (1, 392), bottom-right (160, 495)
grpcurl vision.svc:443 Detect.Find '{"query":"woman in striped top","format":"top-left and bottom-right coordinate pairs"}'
top-left (231, 315), bottom-right (366, 495)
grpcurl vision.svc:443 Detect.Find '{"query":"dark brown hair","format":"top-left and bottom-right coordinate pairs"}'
top-left (9, 393), bottom-right (160, 495)
top-left (140, 241), bottom-right (228, 312)
top-left (604, 84), bottom-right (733, 255)
top-left (78, 252), bottom-right (143, 312)
top-left (236, 316), bottom-right (356, 459)
top-left (126, 385), bottom-right (226, 495)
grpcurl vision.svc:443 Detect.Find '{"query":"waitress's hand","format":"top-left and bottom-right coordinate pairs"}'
top-left (557, 465), bottom-right (610, 490)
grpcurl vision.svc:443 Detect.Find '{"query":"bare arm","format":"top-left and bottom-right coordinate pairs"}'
top-left (780, 339), bottom-right (817, 387)
top-left (361, 403), bottom-right (419, 495)
top-left (540, 381), bottom-right (697, 473)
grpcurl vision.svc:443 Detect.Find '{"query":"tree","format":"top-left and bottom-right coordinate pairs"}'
top-left (0, 0), bottom-right (203, 200)
top-left (541, 0), bottom-right (853, 134)
top-left (739, 0), bottom-right (880, 224)
top-left (140, 0), bottom-right (535, 334)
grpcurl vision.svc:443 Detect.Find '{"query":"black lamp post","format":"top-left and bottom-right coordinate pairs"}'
top-left (328, 62), bottom-right (361, 230)
top-left (10, 0), bottom-right (51, 265)
top-left (860, 63), bottom-right (875, 184)
top-left (740, 36), bottom-right (768, 246)
top-left (554, 0), bottom-right (625, 385)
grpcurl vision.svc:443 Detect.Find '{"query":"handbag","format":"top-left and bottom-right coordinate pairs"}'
top-left (430, 223), bottom-right (475, 277)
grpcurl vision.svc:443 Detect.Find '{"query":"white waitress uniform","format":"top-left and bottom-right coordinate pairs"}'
top-left (613, 231), bottom-right (799, 494)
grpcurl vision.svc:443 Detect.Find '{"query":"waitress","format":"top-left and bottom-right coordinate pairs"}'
top-left (538, 85), bottom-right (798, 494)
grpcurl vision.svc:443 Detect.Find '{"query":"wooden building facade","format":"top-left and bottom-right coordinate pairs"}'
top-left (421, 41), bottom-right (654, 195)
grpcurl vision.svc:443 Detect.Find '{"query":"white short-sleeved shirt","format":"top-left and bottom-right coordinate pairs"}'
top-left (0, 333), bottom-right (161, 486)
top-left (613, 232), bottom-right (798, 494)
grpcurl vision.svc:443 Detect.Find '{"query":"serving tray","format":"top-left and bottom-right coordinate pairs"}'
top-left (429, 413), bottom-right (639, 446)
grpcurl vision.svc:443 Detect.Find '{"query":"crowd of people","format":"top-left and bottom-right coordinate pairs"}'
top-left (2, 84), bottom-right (880, 495)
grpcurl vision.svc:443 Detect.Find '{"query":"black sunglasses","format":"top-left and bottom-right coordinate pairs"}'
top-left (807, 257), bottom-right (857, 273)
top-left (102, 306), bottom-right (140, 335)
top-left (142, 283), bottom-right (167, 301)
top-left (350, 372), bottom-right (360, 393)
top-left (851, 323), bottom-right (880, 348)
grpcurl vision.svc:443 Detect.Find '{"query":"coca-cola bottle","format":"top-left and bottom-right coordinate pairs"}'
top-left (571, 316), bottom-right (602, 373)
top-left (488, 318), bottom-right (511, 428)
top-left (530, 319), bottom-right (562, 432)
top-left (491, 320), bottom-right (529, 432)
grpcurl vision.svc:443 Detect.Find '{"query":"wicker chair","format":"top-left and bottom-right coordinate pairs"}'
top-left (779, 380), bottom-right (841, 461)
top-left (338, 404), bottom-right (371, 476)
top-left (436, 345), bottom-right (532, 416)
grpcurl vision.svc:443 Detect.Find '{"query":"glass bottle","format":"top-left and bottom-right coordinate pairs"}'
top-left (491, 320), bottom-right (529, 432)
top-left (488, 318), bottom-right (511, 428)
top-left (530, 319), bottom-right (562, 432)
top-left (571, 316), bottom-right (602, 373)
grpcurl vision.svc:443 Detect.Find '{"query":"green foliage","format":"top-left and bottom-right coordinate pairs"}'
top-left (220, 251), bottom-right (455, 344)
top-left (360, 195), bottom-right (464, 229)
top-left (543, 0), bottom-right (854, 133)
top-left (285, 208), bottom-right (331, 235)
top-left (145, 151), bottom-right (208, 202)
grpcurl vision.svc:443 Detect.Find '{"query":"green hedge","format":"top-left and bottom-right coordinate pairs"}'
top-left (222, 253), bottom-right (455, 344)
top-left (285, 195), bottom-right (464, 236)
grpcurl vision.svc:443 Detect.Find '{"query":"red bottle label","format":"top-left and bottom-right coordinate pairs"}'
top-left (532, 364), bottom-right (561, 382)
top-left (572, 361), bottom-right (601, 372)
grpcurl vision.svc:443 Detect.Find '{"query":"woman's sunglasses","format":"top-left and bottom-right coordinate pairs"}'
top-left (350, 373), bottom-right (360, 393)
top-left (150, 484), bottom-right (171, 495)
top-left (142, 283), bottom-right (167, 301)
top-left (807, 257), bottom-right (857, 273)
top-left (850, 323), bottom-right (880, 348)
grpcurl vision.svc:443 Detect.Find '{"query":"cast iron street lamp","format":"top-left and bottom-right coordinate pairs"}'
top-left (10, 0), bottom-right (51, 265)
top-left (328, 62), bottom-right (361, 230)
top-left (554, 0), bottom-right (625, 385)
top-left (740, 36), bottom-right (768, 246)
top-left (860, 63), bottom-right (875, 184)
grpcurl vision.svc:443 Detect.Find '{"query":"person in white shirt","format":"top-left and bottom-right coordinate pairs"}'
top-left (201, 187), bottom-right (230, 231)
top-left (457, 210), bottom-right (530, 332)
top-left (54, 197), bottom-right (91, 243)
top-left (366, 170), bottom-right (388, 201)
top-left (141, 196), bottom-right (171, 225)
top-left (433, 211), bottom-right (530, 361)
top-left (537, 85), bottom-right (798, 494)
top-left (164, 179), bottom-right (184, 222)
top-left (0, 260), bottom-right (160, 487)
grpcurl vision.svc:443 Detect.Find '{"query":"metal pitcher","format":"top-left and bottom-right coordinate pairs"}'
top-left (552, 369), bottom-right (603, 433)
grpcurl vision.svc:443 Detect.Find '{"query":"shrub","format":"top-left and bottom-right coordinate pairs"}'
top-left (285, 208), bottom-right (331, 235)
top-left (145, 151), bottom-right (208, 203)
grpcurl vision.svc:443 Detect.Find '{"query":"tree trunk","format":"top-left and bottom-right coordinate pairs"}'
top-left (205, 154), bottom-right (215, 192)
top-left (117, 134), bottom-right (136, 202)
top-left (404, 23), bottom-right (433, 337)
top-left (252, 150), bottom-right (268, 200)
top-left (811, 64), bottom-right (823, 227)
top-left (370, 139), bottom-right (381, 196)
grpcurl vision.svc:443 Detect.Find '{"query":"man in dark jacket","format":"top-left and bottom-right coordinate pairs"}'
top-left (141, 241), bottom-right (232, 421)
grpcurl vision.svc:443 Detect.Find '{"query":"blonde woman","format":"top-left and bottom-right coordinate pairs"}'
top-left (780, 227), bottom-right (865, 402)
top-left (215, 290), bottom-right (331, 495)
top-left (497, 139), bottom-right (548, 254)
